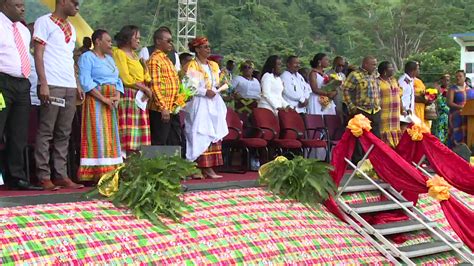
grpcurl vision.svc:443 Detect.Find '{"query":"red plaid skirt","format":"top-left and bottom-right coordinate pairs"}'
top-left (196, 142), bottom-right (223, 168)
top-left (118, 87), bottom-right (151, 151)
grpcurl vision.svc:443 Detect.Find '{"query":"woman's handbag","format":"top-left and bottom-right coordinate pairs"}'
top-left (425, 102), bottom-right (438, 120)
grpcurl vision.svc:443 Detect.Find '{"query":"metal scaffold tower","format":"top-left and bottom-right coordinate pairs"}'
top-left (177, 0), bottom-right (198, 53)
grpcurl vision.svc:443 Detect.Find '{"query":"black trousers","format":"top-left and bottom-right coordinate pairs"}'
top-left (149, 110), bottom-right (182, 146)
top-left (352, 109), bottom-right (381, 163)
top-left (0, 73), bottom-right (31, 184)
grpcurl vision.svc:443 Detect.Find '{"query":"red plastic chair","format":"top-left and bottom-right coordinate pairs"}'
top-left (304, 114), bottom-right (327, 140)
top-left (278, 110), bottom-right (329, 160)
top-left (252, 108), bottom-right (302, 156)
top-left (324, 114), bottom-right (345, 160)
top-left (223, 108), bottom-right (267, 170)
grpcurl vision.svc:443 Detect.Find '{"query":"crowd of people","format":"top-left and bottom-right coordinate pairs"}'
top-left (1, 0), bottom-right (472, 191)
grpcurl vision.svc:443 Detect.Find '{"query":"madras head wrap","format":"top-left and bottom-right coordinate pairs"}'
top-left (189, 37), bottom-right (208, 49)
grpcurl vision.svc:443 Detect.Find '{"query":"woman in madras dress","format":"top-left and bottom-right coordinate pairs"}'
top-left (232, 60), bottom-right (261, 116)
top-left (431, 74), bottom-right (450, 144)
top-left (184, 37), bottom-right (228, 179)
top-left (447, 70), bottom-right (468, 147)
top-left (112, 25), bottom-right (152, 156)
top-left (378, 61), bottom-right (402, 148)
top-left (78, 29), bottom-right (123, 181)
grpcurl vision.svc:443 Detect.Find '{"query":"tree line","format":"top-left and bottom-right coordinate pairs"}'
top-left (26, 0), bottom-right (473, 83)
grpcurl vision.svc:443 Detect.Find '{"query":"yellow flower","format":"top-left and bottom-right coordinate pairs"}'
top-left (318, 96), bottom-right (330, 108)
top-left (347, 114), bottom-right (372, 137)
top-left (329, 73), bottom-right (342, 81)
top-left (426, 175), bottom-right (451, 201)
top-left (175, 93), bottom-right (186, 107)
top-left (425, 88), bottom-right (438, 95)
top-left (406, 122), bottom-right (430, 141)
top-left (259, 156), bottom-right (288, 177)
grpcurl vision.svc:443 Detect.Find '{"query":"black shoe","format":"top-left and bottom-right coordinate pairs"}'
top-left (10, 180), bottom-right (44, 191)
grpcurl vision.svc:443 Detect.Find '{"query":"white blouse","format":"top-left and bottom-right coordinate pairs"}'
top-left (257, 72), bottom-right (289, 115)
top-left (231, 75), bottom-right (261, 99)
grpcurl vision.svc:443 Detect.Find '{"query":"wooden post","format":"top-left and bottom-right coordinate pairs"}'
top-left (460, 100), bottom-right (474, 148)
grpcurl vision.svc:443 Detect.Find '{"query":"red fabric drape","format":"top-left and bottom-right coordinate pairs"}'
top-left (395, 130), bottom-right (424, 164)
top-left (421, 134), bottom-right (474, 195)
top-left (359, 131), bottom-right (474, 250)
top-left (396, 129), bottom-right (474, 195)
top-left (322, 130), bottom-right (357, 223)
top-left (330, 130), bottom-right (356, 186)
top-left (359, 132), bottom-right (426, 194)
top-left (441, 199), bottom-right (474, 250)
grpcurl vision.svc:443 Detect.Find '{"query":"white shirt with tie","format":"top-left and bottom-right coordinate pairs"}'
top-left (0, 12), bottom-right (31, 78)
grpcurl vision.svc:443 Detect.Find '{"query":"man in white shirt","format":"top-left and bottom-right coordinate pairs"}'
top-left (139, 27), bottom-right (181, 72)
top-left (398, 61), bottom-right (419, 125)
top-left (0, 0), bottom-right (42, 190)
top-left (34, 0), bottom-right (84, 190)
top-left (281, 56), bottom-right (311, 114)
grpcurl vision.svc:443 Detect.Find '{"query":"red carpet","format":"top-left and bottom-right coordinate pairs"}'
top-left (0, 172), bottom-right (259, 197)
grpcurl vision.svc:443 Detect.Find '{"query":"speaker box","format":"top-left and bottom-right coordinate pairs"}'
top-left (140, 145), bottom-right (182, 159)
top-left (452, 143), bottom-right (471, 162)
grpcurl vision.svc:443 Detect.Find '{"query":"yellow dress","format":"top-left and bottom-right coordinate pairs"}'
top-left (414, 78), bottom-right (431, 128)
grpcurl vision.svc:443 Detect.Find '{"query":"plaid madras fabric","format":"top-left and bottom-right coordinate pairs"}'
top-left (78, 85), bottom-right (122, 181)
top-left (118, 87), bottom-right (151, 151)
top-left (49, 14), bottom-right (72, 43)
top-left (379, 77), bottom-right (402, 147)
top-left (196, 142), bottom-right (223, 168)
top-left (0, 188), bottom-right (394, 264)
top-left (343, 68), bottom-right (380, 113)
top-left (147, 50), bottom-right (180, 112)
top-left (2, 188), bottom-right (470, 264)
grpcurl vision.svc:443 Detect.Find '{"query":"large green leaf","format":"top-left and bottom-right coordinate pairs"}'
top-left (85, 154), bottom-right (197, 228)
top-left (259, 156), bottom-right (336, 209)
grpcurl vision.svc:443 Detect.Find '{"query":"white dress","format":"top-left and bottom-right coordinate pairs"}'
top-left (307, 72), bottom-right (336, 115)
top-left (184, 61), bottom-right (228, 161)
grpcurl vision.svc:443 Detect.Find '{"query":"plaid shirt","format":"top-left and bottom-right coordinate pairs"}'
top-left (148, 50), bottom-right (180, 111)
top-left (343, 68), bottom-right (381, 113)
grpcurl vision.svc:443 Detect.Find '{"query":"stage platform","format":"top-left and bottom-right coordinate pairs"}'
top-left (0, 171), bottom-right (259, 207)
top-left (0, 171), bottom-right (472, 264)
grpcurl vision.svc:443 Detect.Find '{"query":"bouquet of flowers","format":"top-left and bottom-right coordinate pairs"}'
top-left (425, 88), bottom-right (438, 103)
top-left (424, 88), bottom-right (438, 120)
top-left (172, 74), bottom-right (198, 114)
top-left (318, 73), bottom-right (342, 110)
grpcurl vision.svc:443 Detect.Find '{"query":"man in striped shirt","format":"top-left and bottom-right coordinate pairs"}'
top-left (0, 0), bottom-right (42, 190)
top-left (147, 27), bottom-right (181, 146)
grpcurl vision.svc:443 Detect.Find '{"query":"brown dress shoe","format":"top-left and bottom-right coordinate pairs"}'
top-left (41, 180), bottom-right (61, 191)
top-left (53, 178), bottom-right (85, 189)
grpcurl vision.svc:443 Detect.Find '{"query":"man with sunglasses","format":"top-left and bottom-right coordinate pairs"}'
top-left (139, 27), bottom-right (181, 72)
top-left (147, 26), bottom-right (181, 146)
